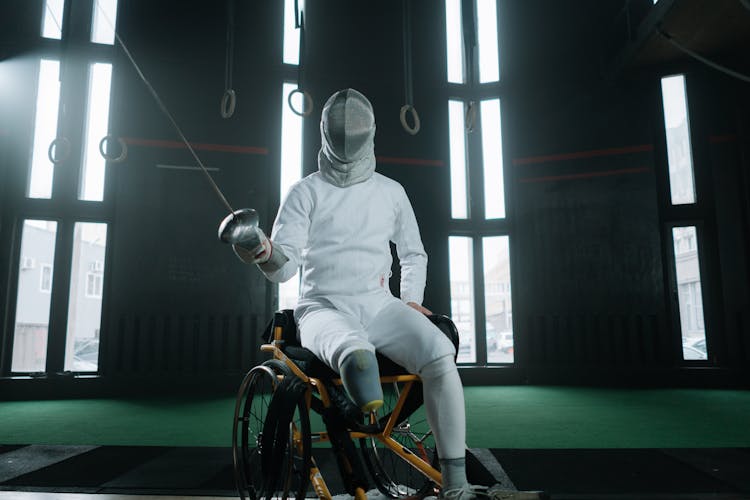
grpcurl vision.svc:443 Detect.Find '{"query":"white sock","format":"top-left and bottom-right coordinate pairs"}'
top-left (439, 457), bottom-right (469, 491)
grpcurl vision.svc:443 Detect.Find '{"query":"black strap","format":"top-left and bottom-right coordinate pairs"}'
top-left (322, 407), bottom-right (370, 495)
top-left (402, 0), bottom-right (414, 106)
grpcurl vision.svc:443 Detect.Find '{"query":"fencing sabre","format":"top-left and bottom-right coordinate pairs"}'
top-left (93, 0), bottom-right (236, 217)
top-left (93, 0), bottom-right (263, 247)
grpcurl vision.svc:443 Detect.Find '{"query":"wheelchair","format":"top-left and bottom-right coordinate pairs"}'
top-left (232, 309), bottom-right (460, 500)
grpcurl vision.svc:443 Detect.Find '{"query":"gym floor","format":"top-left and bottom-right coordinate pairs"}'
top-left (2, 387), bottom-right (750, 499)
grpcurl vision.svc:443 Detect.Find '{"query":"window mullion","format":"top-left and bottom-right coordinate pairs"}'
top-left (473, 235), bottom-right (488, 365)
top-left (45, 219), bottom-right (73, 373)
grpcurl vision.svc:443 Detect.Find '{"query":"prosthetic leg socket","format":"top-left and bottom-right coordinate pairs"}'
top-left (339, 349), bottom-right (383, 413)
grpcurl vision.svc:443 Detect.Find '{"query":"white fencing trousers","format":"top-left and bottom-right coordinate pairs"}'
top-left (295, 294), bottom-right (456, 375)
top-left (420, 354), bottom-right (467, 461)
top-left (296, 295), bottom-right (465, 460)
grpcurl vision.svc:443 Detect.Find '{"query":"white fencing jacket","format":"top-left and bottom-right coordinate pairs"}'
top-left (261, 171), bottom-right (428, 306)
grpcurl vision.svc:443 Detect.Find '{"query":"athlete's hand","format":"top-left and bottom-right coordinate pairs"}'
top-left (233, 227), bottom-right (272, 264)
top-left (407, 302), bottom-right (433, 315)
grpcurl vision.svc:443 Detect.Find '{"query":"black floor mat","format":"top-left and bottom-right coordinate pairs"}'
top-left (1, 445), bottom-right (749, 498)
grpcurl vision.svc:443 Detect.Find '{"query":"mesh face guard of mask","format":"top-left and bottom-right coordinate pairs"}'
top-left (318, 88), bottom-right (377, 187)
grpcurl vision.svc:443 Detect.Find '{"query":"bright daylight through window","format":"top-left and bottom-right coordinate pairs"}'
top-left (64, 223), bottom-right (108, 372)
top-left (28, 60), bottom-right (61, 199)
top-left (660, 74), bottom-right (696, 205)
top-left (80, 63), bottom-right (113, 201)
top-left (278, 84), bottom-right (304, 310)
top-left (12, 221), bottom-right (58, 373)
top-left (449, 237), bottom-right (476, 363)
top-left (672, 226), bottom-right (708, 361)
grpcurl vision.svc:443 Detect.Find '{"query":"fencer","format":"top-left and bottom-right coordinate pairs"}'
top-left (220, 89), bottom-right (541, 500)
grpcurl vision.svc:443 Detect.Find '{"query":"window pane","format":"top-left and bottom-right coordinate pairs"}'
top-left (283, 0), bottom-right (304, 65)
top-left (449, 100), bottom-right (468, 219)
top-left (12, 220), bottom-right (58, 372)
top-left (483, 236), bottom-right (513, 363)
top-left (42, 0), bottom-right (64, 39)
top-left (672, 226), bottom-right (707, 361)
top-left (64, 223), bottom-right (107, 372)
top-left (80, 63), bottom-right (113, 201)
top-left (449, 236), bottom-right (475, 363)
top-left (445, 0), bottom-right (464, 83)
top-left (279, 82), bottom-right (304, 310)
top-left (476, 0), bottom-right (500, 83)
top-left (91, 0), bottom-right (118, 45)
top-left (481, 99), bottom-right (505, 219)
top-left (660, 75), bottom-right (696, 205)
top-left (28, 59), bottom-right (61, 199)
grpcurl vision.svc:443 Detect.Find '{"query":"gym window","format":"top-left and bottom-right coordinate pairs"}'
top-left (5, 1), bottom-right (117, 376)
top-left (277, 81), bottom-right (304, 309)
top-left (80, 62), bottom-right (113, 201)
top-left (283, 0), bottom-right (304, 65)
top-left (11, 220), bottom-right (58, 373)
top-left (476, 0), bottom-right (500, 83)
top-left (445, 0), bottom-right (511, 366)
top-left (448, 100), bottom-right (469, 219)
top-left (671, 226), bottom-right (707, 361)
top-left (28, 59), bottom-right (61, 199)
top-left (91, 0), bottom-right (119, 45)
top-left (65, 223), bottom-right (108, 372)
top-left (449, 237), bottom-right (476, 363)
top-left (41, 0), bottom-right (64, 39)
top-left (660, 74), bottom-right (696, 205)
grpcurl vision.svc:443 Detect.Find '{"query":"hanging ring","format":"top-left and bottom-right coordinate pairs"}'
top-left (399, 104), bottom-right (421, 135)
top-left (465, 101), bottom-right (477, 133)
top-left (99, 135), bottom-right (128, 163)
top-left (221, 89), bottom-right (237, 118)
top-left (47, 137), bottom-right (70, 164)
top-left (288, 88), bottom-right (313, 117)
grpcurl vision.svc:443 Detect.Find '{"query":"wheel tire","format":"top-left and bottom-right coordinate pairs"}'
top-left (232, 359), bottom-right (312, 500)
top-left (360, 379), bottom-right (439, 498)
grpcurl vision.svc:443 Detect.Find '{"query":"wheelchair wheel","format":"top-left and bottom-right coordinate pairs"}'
top-left (232, 359), bottom-right (312, 500)
top-left (360, 379), bottom-right (439, 498)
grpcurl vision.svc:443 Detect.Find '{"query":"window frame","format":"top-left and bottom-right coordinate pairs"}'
top-left (445, 0), bottom-right (512, 367)
top-left (1, 0), bottom-right (118, 376)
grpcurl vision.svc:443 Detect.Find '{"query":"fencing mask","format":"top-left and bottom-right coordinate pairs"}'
top-left (318, 88), bottom-right (376, 188)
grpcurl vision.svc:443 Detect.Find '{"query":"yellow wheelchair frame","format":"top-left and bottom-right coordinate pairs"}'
top-left (232, 311), bottom-right (459, 500)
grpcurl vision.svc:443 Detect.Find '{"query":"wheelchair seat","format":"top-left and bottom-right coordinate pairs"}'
top-left (261, 309), bottom-right (459, 381)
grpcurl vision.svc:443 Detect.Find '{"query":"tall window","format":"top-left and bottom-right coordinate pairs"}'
top-left (277, 0), bottom-right (306, 310)
top-left (660, 75), bottom-right (696, 205)
top-left (659, 74), bottom-right (708, 361)
top-left (6, 1), bottom-right (119, 375)
top-left (11, 221), bottom-right (58, 372)
top-left (28, 59), bottom-right (61, 199)
top-left (445, 0), bottom-right (512, 365)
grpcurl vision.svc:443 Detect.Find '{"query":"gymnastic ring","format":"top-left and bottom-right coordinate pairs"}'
top-left (465, 101), bottom-right (477, 133)
top-left (399, 104), bottom-right (421, 135)
top-left (47, 137), bottom-right (70, 164)
top-left (221, 89), bottom-right (237, 118)
top-left (288, 88), bottom-right (313, 117)
top-left (98, 135), bottom-right (128, 163)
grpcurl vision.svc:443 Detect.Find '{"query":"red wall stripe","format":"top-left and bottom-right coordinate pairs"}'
top-left (513, 144), bottom-right (654, 166)
top-left (122, 137), bottom-right (268, 155)
top-left (519, 166), bottom-right (651, 184)
top-left (377, 156), bottom-right (445, 167)
top-left (709, 135), bottom-right (738, 144)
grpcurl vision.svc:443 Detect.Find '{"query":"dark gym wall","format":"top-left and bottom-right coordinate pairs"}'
top-left (1, 0), bottom-right (749, 398)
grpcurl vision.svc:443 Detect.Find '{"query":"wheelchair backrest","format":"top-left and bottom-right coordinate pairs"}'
top-left (262, 309), bottom-right (299, 346)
